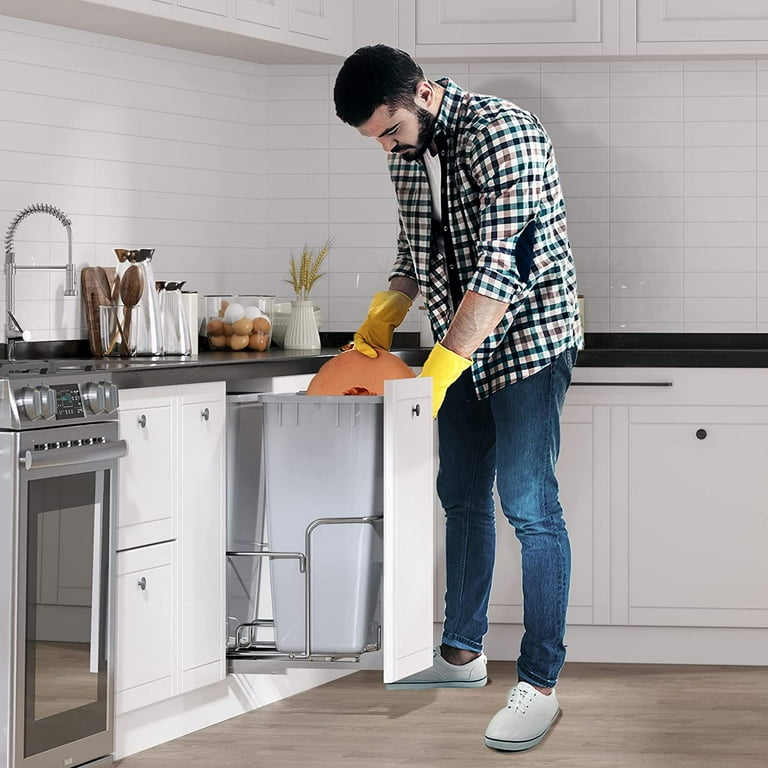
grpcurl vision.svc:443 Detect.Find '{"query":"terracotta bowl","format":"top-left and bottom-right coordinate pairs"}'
top-left (306, 348), bottom-right (415, 396)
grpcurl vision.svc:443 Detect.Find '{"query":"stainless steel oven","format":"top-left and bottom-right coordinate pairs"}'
top-left (0, 363), bottom-right (127, 768)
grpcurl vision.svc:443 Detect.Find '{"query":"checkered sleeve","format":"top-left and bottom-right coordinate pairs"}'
top-left (464, 116), bottom-right (552, 306)
top-left (388, 214), bottom-right (418, 283)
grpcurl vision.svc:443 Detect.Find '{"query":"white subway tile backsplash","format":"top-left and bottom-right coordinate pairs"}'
top-left (685, 96), bottom-right (756, 122)
top-left (611, 97), bottom-right (683, 123)
top-left (684, 197), bottom-right (756, 223)
top-left (684, 171), bottom-right (755, 198)
top-left (684, 70), bottom-right (756, 98)
top-left (684, 146), bottom-right (756, 174)
top-left (610, 146), bottom-right (683, 173)
top-left (3, 14), bottom-right (768, 340)
top-left (684, 273), bottom-right (755, 298)
top-left (684, 247), bottom-right (756, 273)
top-left (610, 172), bottom-right (683, 198)
top-left (611, 197), bottom-right (683, 223)
top-left (610, 71), bottom-right (682, 98)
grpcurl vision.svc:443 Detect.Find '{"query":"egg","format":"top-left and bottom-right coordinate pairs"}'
top-left (232, 317), bottom-right (254, 336)
top-left (223, 323), bottom-right (235, 336)
top-left (248, 331), bottom-right (269, 351)
top-left (252, 316), bottom-right (271, 333)
top-left (244, 305), bottom-right (265, 320)
top-left (206, 318), bottom-right (225, 336)
top-left (229, 334), bottom-right (250, 351)
top-left (223, 302), bottom-right (245, 324)
top-left (208, 333), bottom-right (228, 348)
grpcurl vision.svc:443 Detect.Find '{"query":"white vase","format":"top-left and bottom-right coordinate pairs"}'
top-left (284, 299), bottom-right (321, 351)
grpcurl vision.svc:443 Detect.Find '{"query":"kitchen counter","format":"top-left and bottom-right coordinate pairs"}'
top-left (5, 333), bottom-right (768, 390)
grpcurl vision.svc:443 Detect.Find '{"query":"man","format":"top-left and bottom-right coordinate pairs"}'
top-left (333, 45), bottom-right (581, 752)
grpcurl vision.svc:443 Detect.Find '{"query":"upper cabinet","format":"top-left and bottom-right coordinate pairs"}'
top-left (633, 0), bottom-right (768, 56)
top-left (398, 0), bottom-right (768, 59)
top-left (399, 0), bottom-right (622, 58)
top-left (0, 0), bottom-right (354, 62)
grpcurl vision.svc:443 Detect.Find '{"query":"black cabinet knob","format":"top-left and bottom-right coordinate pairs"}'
top-left (696, 428), bottom-right (707, 440)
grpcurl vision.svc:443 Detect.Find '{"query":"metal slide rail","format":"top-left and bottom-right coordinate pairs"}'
top-left (226, 514), bottom-right (383, 663)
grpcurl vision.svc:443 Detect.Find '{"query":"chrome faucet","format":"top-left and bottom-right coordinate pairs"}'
top-left (4, 203), bottom-right (78, 360)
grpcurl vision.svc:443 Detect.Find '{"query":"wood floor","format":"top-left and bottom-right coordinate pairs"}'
top-left (115, 662), bottom-right (768, 767)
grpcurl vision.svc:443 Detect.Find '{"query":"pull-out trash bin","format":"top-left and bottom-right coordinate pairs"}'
top-left (260, 393), bottom-right (384, 655)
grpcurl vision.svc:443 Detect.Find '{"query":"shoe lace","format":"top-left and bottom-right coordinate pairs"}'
top-left (506, 685), bottom-right (536, 715)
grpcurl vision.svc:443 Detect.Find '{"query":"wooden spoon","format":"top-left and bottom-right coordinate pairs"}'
top-left (119, 265), bottom-right (144, 355)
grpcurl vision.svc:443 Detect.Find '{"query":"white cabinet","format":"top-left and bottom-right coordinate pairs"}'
top-left (115, 381), bottom-right (226, 713)
top-left (399, 0), bottom-right (621, 58)
top-left (634, 0), bottom-right (768, 56)
top-left (626, 406), bottom-right (768, 628)
top-left (178, 386), bottom-right (226, 692)
top-left (9, 0), bottom-right (355, 61)
top-left (115, 543), bottom-right (175, 714)
top-left (482, 368), bottom-right (768, 663)
top-left (117, 390), bottom-right (176, 552)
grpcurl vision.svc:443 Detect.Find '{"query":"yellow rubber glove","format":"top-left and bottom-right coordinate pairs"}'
top-left (353, 290), bottom-right (413, 358)
top-left (418, 342), bottom-right (473, 419)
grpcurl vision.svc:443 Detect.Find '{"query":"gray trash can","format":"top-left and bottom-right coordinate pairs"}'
top-left (260, 393), bottom-right (384, 655)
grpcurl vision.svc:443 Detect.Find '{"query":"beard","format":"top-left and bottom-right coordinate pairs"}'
top-left (392, 107), bottom-right (436, 161)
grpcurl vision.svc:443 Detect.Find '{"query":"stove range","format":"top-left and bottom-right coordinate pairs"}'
top-left (0, 359), bottom-right (119, 431)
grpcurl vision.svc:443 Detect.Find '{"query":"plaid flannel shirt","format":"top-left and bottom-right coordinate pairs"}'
top-left (388, 79), bottom-right (582, 399)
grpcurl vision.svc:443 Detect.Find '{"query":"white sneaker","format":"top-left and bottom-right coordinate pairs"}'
top-left (484, 682), bottom-right (560, 751)
top-left (385, 647), bottom-right (487, 690)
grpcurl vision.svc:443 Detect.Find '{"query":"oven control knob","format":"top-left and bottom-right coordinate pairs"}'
top-left (16, 386), bottom-right (42, 421)
top-left (38, 384), bottom-right (56, 420)
top-left (102, 381), bottom-right (120, 413)
top-left (83, 382), bottom-right (106, 414)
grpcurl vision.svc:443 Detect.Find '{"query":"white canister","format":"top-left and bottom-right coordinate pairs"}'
top-left (181, 291), bottom-right (199, 355)
top-left (418, 305), bottom-right (433, 347)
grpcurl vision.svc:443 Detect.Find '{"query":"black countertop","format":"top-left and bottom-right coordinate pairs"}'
top-left (4, 333), bottom-right (768, 390)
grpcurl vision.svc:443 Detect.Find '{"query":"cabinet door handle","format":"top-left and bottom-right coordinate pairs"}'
top-left (137, 414), bottom-right (147, 428)
top-left (201, 407), bottom-right (210, 421)
top-left (696, 428), bottom-right (707, 440)
top-left (412, 403), bottom-right (421, 417)
top-left (138, 576), bottom-right (147, 590)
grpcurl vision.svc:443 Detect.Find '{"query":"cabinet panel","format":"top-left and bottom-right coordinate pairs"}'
top-left (627, 407), bottom-right (768, 627)
top-left (382, 378), bottom-right (434, 683)
top-left (117, 396), bottom-right (176, 551)
top-left (178, 385), bottom-right (226, 691)
top-left (236, 0), bottom-right (282, 27)
top-left (637, 0), bottom-right (768, 42)
top-left (115, 543), bottom-right (174, 714)
top-left (288, 0), bottom-right (331, 39)
top-left (178, 0), bottom-right (227, 15)
top-left (415, 0), bottom-right (603, 45)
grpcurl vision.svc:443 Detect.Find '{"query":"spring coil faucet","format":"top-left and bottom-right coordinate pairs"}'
top-left (4, 203), bottom-right (78, 360)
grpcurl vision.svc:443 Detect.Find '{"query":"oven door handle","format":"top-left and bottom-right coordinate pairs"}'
top-left (19, 439), bottom-right (129, 471)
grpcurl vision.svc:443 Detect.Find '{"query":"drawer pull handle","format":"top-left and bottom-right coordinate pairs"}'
top-left (138, 576), bottom-right (147, 590)
top-left (412, 403), bottom-right (421, 417)
top-left (202, 407), bottom-right (210, 421)
top-left (696, 428), bottom-right (707, 440)
top-left (137, 414), bottom-right (147, 428)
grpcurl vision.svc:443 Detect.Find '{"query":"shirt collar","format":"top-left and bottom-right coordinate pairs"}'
top-left (433, 78), bottom-right (464, 140)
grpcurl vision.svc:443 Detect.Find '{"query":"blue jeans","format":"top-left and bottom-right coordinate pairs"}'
top-left (436, 347), bottom-right (576, 689)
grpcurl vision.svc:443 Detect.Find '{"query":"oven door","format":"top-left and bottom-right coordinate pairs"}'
top-left (13, 423), bottom-right (127, 768)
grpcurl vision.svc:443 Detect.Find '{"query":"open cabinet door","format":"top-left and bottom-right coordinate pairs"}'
top-left (382, 377), bottom-right (434, 683)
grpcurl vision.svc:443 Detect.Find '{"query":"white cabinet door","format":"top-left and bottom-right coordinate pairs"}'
top-left (115, 543), bottom-right (175, 714)
top-left (178, 383), bottom-right (226, 692)
top-left (401, 0), bottom-right (618, 58)
top-left (626, 406), bottom-right (768, 628)
top-left (635, 0), bottom-right (768, 55)
top-left (382, 377), bottom-right (434, 683)
top-left (117, 391), bottom-right (176, 551)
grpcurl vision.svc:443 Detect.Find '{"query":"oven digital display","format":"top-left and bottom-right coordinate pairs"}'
top-left (52, 384), bottom-right (85, 419)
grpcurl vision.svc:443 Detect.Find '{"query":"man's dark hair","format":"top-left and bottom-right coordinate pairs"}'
top-left (334, 45), bottom-right (425, 127)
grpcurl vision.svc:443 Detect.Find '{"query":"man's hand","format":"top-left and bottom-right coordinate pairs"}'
top-left (418, 342), bottom-right (473, 418)
top-left (354, 290), bottom-right (413, 358)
